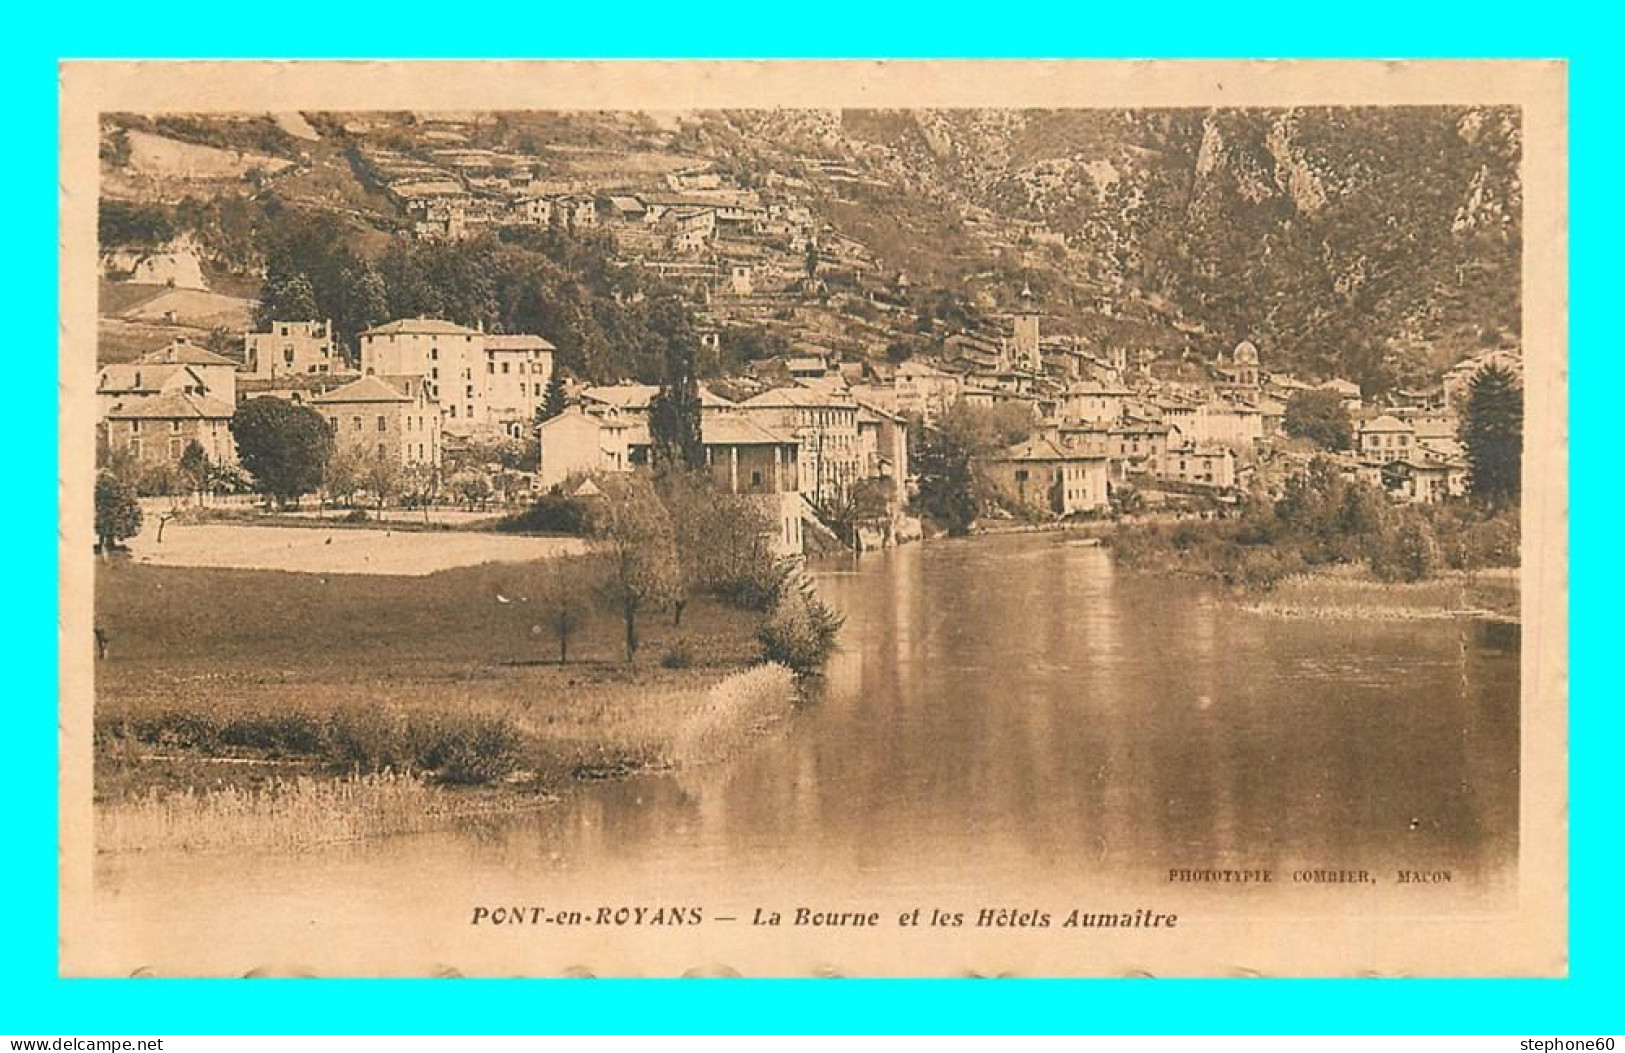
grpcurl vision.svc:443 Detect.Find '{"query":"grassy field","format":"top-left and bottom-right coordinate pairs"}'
top-left (122, 520), bottom-right (584, 575)
top-left (94, 560), bottom-right (795, 848)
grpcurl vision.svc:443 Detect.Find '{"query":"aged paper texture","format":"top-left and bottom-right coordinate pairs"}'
top-left (60, 59), bottom-right (1567, 978)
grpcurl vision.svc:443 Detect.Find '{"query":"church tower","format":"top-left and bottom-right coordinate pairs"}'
top-left (1012, 283), bottom-right (1042, 373)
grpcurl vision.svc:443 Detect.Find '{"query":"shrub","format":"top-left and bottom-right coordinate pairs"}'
top-left (757, 575), bottom-right (843, 675)
top-left (496, 494), bottom-right (592, 535)
top-left (711, 555), bottom-right (796, 612)
top-left (661, 639), bottom-right (695, 669)
top-left (405, 712), bottom-right (523, 786)
top-left (343, 508), bottom-right (370, 523)
top-left (1221, 546), bottom-right (1308, 592)
top-left (1369, 513), bottom-right (1439, 583)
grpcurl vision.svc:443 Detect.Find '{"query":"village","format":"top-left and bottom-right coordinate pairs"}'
top-left (94, 291), bottom-right (1520, 560)
top-left (92, 110), bottom-right (1531, 564)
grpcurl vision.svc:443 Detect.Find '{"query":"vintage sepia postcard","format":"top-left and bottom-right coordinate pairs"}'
top-left (59, 59), bottom-right (1568, 978)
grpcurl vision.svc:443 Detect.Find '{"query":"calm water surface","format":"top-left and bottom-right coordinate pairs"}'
top-left (93, 533), bottom-right (1520, 975)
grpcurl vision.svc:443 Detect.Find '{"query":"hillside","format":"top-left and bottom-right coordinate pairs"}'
top-left (96, 107), bottom-right (1522, 391)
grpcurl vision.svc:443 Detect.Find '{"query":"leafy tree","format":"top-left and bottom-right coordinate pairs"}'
top-left (333, 259), bottom-right (390, 358)
top-left (362, 447), bottom-right (404, 514)
top-left (757, 571), bottom-right (844, 675)
top-left (589, 475), bottom-right (679, 662)
top-left (177, 440), bottom-right (211, 504)
top-left (449, 469), bottom-right (494, 511)
top-left (1369, 508), bottom-right (1439, 582)
top-left (99, 200), bottom-right (175, 249)
top-left (657, 472), bottom-right (776, 626)
top-left (94, 472), bottom-right (143, 552)
top-left (202, 326), bottom-right (241, 364)
top-left (1282, 389), bottom-right (1353, 451)
top-left (907, 401), bottom-right (1031, 536)
top-left (321, 443), bottom-right (366, 509)
top-left (535, 561), bottom-right (592, 664)
top-left (230, 397), bottom-right (334, 508)
top-left (1462, 363), bottom-right (1523, 507)
top-left (257, 272), bottom-right (319, 329)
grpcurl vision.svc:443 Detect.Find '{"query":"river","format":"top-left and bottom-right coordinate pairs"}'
top-left (87, 532), bottom-right (1520, 976)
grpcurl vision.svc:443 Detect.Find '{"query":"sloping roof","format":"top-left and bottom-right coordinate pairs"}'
top-left (486, 333), bottom-right (558, 351)
top-left (105, 392), bottom-right (234, 420)
top-left (1065, 380), bottom-right (1133, 397)
top-left (995, 437), bottom-right (1105, 463)
top-left (895, 360), bottom-right (957, 378)
top-left (139, 342), bottom-right (238, 368)
top-left (361, 318), bottom-right (480, 338)
top-left (1169, 441), bottom-right (1236, 458)
top-left (1361, 414), bottom-right (1413, 433)
top-left (623, 415), bottom-right (792, 448)
top-left (743, 386), bottom-right (853, 410)
top-left (310, 376), bottom-right (415, 404)
top-left (853, 398), bottom-right (905, 424)
top-left (98, 362), bottom-right (202, 394)
top-left (699, 415), bottom-right (796, 447)
top-left (582, 384), bottom-right (734, 410)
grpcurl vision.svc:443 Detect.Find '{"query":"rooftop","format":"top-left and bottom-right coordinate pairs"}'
top-left (362, 318), bottom-right (481, 338)
top-left (995, 437), bottom-right (1107, 463)
top-left (486, 333), bottom-right (558, 352)
top-left (139, 342), bottom-right (238, 368)
top-left (105, 392), bottom-right (235, 420)
top-left (310, 376), bottom-right (416, 405)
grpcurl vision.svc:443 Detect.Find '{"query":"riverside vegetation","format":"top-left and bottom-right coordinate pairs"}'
top-left (1109, 456), bottom-right (1519, 616)
top-left (95, 470), bottom-right (842, 854)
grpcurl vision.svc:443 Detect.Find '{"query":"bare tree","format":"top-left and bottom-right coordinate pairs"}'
top-left (589, 475), bottom-right (679, 662)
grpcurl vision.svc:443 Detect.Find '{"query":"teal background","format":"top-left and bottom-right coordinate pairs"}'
top-left (10, 4), bottom-right (1602, 1033)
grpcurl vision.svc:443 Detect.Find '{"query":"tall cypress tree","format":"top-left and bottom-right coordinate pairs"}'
top-left (648, 311), bottom-right (705, 473)
top-left (1462, 363), bottom-right (1523, 507)
top-left (540, 371), bottom-right (568, 421)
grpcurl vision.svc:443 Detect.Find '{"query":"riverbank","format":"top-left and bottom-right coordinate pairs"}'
top-left (1236, 566), bottom-right (1519, 621)
top-left (94, 560), bottom-right (798, 853)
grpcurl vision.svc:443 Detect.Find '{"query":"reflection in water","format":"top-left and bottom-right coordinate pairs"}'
top-left (93, 533), bottom-right (1520, 974)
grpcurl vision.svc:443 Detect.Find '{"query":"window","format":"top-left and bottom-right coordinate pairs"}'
top-left (449, 405), bottom-right (457, 418)
top-left (466, 405), bottom-right (474, 419)
top-left (431, 347), bottom-right (439, 361)
top-left (501, 362), bottom-right (509, 374)
top-left (431, 367), bottom-right (439, 380)
top-left (377, 416), bottom-right (387, 432)
top-left (327, 417), bottom-right (338, 432)
top-left (488, 362), bottom-right (495, 374)
top-left (353, 417), bottom-right (362, 431)
top-left (1015, 469), bottom-right (1029, 483)
top-left (128, 438), bottom-right (142, 457)
top-left (169, 438), bottom-right (182, 458)
top-left (131, 420), bottom-right (142, 434)
top-left (751, 470), bottom-right (763, 487)
top-left (170, 420), bottom-right (181, 433)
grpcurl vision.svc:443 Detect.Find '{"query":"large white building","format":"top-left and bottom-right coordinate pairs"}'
top-left (358, 318), bottom-right (554, 437)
